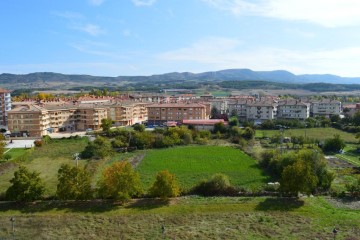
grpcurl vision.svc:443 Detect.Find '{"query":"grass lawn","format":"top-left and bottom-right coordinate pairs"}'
top-left (0, 196), bottom-right (358, 239)
top-left (256, 127), bottom-right (357, 143)
top-left (3, 148), bottom-right (30, 160)
top-left (335, 144), bottom-right (360, 167)
top-left (0, 137), bottom-right (89, 196)
top-left (136, 146), bottom-right (270, 191)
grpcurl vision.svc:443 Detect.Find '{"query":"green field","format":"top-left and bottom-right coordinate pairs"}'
top-left (137, 146), bottom-right (270, 191)
top-left (256, 127), bottom-right (357, 143)
top-left (0, 196), bottom-right (358, 239)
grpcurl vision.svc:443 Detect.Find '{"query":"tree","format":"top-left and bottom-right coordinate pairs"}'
top-left (241, 127), bottom-right (255, 140)
top-left (133, 124), bottom-right (145, 132)
top-left (211, 107), bottom-right (219, 119)
top-left (56, 164), bottom-right (93, 200)
top-left (213, 122), bottom-right (227, 134)
top-left (101, 118), bottom-right (113, 133)
top-left (323, 134), bottom-right (346, 153)
top-left (130, 131), bottom-right (154, 149)
top-left (281, 159), bottom-right (318, 195)
top-left (81, 136), bottom-right (113, 159)
top-left (149, 170), bottom-right (180, 199)
top-left (6, 166), bottom-right (46, 201)
top-left (98, 161), bottom-right (142, 201)
top-left (228, 116), bottom-right (239, 127)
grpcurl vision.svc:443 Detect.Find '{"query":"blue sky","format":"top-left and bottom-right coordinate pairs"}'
top-left (1, 0), bottom-right (360, 77)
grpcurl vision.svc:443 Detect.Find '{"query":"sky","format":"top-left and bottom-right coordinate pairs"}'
top-left (1, 0), bottom-right (360, 77)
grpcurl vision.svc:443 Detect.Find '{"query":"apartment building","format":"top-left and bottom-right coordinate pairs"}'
top-left (0, 88), bottom-right (11, 127)
top-left (228, 99), bottom-right (254, 119)
top-left (208, 99), bottom-right (229, 114)
top-left (7, 100), bottom-right (151, 136)
top-left (246, 101), bottom-right (278, 124)
top-left (8, 105), bottom-right (50, 137)
top-left (147, 103), bottom-right (210, 125)
top-left (277, 100), bottom-right (310, 120)
top-left (105, 102), bottom-right (148, 126)
top-left (310, 99), bottom-right (342, 117)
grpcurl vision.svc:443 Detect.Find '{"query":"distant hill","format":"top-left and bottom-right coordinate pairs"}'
top-left (1, 69), bottom-right (360, 85)
top-left (1, 69), bottom-right (360, 91)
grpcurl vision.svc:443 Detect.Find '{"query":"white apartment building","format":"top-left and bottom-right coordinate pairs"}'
top-left (209, 99), bottom-right (228, 114)
top-left (0, 88), bottom-right (12, 127)
top-left (277, 100), bottom-right (310, 120)
top-left (310, 99), bottom-right (342, 117)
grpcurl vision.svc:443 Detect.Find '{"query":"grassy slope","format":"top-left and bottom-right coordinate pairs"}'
top-left (136, 146), bottom-right (270, 191)
top-left (256, 127), bottom-right (357, 143)
top-left (0, 138), bottom-right (89, 196)
top-left (0, 197), bottom-right (358, 239)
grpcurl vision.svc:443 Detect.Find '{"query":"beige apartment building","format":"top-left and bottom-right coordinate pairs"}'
top-left (277, 100), bottom-right (310, 120)
top-left (228, 99), bottom-right (254, 119)
top-left (8, 105), bottom-right (50, 137)
top-left (8, 101), bottom-right (150, 136)
top-left (105, 102), bottom-right (148, 126)
top-left (310, 99), bottom-right (342, 117)
top-left (147, 103), bottom-right (210, 125)
top-left (246, 101), bottom-right (278, 124)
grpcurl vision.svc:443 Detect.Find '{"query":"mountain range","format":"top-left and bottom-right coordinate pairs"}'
top-left (1, 69), bottom-right (360, 89)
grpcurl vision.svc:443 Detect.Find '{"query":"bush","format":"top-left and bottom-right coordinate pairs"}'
top-left (42, 135), bottom-right (51, 144)
top-left (34, 140), bottom-right (43, 147)
top-left (2, 154), bottom-right (11, 161)
top-left (149, 170), bottom-right (180, 199)
top-left (133, 124), bottom-right (145, 132)
top-left (191, 173), bottom-right (237, 196)
top-left (345, 177), bottom-right (360, 198)
top-left (98, 161), bottom-right (143, 201)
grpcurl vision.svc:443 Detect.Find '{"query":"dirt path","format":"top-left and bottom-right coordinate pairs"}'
top-left (128, 153), bottom-right (146, 168)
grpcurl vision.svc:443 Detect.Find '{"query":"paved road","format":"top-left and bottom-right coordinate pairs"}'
top-left (5, 139), bottom-right (35, 149)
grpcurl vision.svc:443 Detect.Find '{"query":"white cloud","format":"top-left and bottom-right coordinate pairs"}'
top-left (75, 24), bottom-right (106, 36)
top-left (88, 0), bottom-right (106, 6)
top-left (202, 0), bottom-right (360, 27)
top-left (131, 0), bottom-right (157, 7)
top-left (159, 37), bottom-right (360, 76)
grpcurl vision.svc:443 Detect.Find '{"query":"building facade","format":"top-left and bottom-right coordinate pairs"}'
top-left (0, 88), bottom-right (11, 127)
top-left (147, 103), bottom-right (210, 125)
top-left (310, 99), bottom-right (342, 117)
top-left (246, 101), bottom-right (278, 124)
top-left (277, 100), bottom-right (310, 120)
